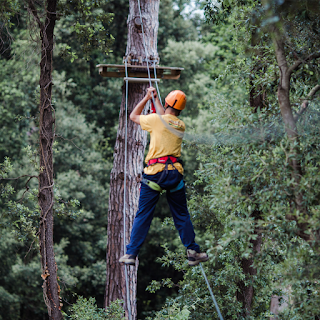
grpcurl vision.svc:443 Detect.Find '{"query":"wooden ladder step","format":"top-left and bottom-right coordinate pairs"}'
top-left (123, 77), bottom-right (160, 83)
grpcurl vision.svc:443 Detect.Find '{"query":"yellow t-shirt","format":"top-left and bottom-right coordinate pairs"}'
top-left (140, 114), bottom-right (185, 175)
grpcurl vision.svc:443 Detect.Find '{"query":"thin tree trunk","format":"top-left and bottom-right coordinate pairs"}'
top-left (28, 0), bottom-right (62, 318)
top-left (105, 1), bottom-right (160, 319)
top-left (236, 58), bottom-right (266, 317)
top-left (272, 28), bottom-right (310, 241)
top-left (237, 210), bottom-right (262, 318)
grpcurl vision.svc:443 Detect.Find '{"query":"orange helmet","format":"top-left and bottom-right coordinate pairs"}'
top-left (165, 90), bottom-right (186, 111)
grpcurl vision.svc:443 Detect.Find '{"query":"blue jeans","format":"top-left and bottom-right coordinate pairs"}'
top-left (126, 170), bottom-right (200, 256)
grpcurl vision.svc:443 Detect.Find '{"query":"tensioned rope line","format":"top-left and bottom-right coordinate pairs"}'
top-left (123, 58), bottom-right (133, 320)
top-left (153, 61), bottom-right (163, 108)
top-left (200, 263), bottom-right (224, 320)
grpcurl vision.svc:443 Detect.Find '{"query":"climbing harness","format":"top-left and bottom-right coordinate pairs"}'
top-left (142, 156), bottom-right (183, 193)
top-left (147, 156), bottom-right (179, 166)
top-left (141, 178), bottom-right (163, 192)
top-left (169, 179), bottom-right (184, 193)
top-left (141, 176), bottom-right (185, 194)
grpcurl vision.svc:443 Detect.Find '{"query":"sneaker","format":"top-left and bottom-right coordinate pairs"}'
top-left (187, 249), bottom-right (209, 266)
top-left (119, 254), bottom-right (136, 266)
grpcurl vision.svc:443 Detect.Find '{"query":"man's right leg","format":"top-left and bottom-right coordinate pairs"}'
top-left (122, 179), bottom-right (160, 262)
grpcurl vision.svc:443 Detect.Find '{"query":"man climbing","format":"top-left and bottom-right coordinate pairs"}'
top-left (119, 87), bottom-right (208, 266)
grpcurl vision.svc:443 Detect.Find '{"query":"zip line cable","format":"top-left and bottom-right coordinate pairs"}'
top-left (123, 59), bottom-right (132, 320)
top-left (200, 263), bottom-right (224, 320)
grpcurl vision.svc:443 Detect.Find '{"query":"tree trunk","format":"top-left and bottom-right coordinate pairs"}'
top-left (237, 210), bottom-right (262, 318)
top-left (30, 0), bottom-right (62, 319)
top-left (236, 64), bottom-right (266, 317)
top-left (104, 1), bottom-right (160, 319)
top-left (272, 28), bottom-right (310, 241)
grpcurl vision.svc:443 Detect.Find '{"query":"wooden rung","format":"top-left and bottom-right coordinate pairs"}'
top-left (124, 77), bottom-right (160, 83)
top-left (97, 64), bottom-right (183, 80)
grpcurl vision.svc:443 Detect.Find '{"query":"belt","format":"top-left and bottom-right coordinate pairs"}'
top-left (147, 156), bottom-right (178, 166)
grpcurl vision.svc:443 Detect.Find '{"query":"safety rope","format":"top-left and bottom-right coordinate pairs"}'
top-left (123, 59), bottom-right (132, 320)
top-left (153, 62), bottom-right (163, 108)
top-left (200, 263), bottom-right (224, 320)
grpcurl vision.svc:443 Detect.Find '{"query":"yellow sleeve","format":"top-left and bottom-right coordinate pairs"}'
top-left (140, 114), bottom-right (159, 132)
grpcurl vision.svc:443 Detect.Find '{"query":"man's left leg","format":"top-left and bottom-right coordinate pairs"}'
top-left (166, 186), bottom-right (209, 266)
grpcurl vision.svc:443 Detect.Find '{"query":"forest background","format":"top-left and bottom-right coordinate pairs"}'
top-left (1, 0), bottom-right (320, 319)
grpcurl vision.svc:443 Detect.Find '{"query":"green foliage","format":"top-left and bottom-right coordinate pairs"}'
top-left (4, 0), bottom-right (320, 319)
top-left (0, 0), bottom-right (20, 30)
top-left (143, 2), bottom-right (320, 319)
top-left (146, 303), bottom-right (191, 320)
top-left (158, 0), bottom-right (198, 52)
top-left (0, 30), bottom-right (39, 160)
top-left (57, 0), bottom-right (114, 61)
top-left (160, 40), bottom-right (218, 117)
top-left (66, 296), bottom-right (125, 320)
top-left (0, 24), bottom-right (111, 317)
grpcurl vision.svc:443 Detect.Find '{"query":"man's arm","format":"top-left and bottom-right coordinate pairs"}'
top-left (130, 87), bottom-right (164, 125)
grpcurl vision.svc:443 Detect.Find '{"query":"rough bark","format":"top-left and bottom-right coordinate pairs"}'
top-left (28, 0), bottom-right (62, 319)
top-left (104, 1), bottom-right (160, 319)
top-left (237, 210), bottom-right (262, 318)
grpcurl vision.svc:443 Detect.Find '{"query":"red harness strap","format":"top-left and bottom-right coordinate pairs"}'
top-left (147, 156), bottom-right (178, 166)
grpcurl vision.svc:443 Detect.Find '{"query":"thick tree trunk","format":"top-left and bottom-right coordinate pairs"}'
top-left (30, 0), bottom-right (62, 319)
top-left (104, 1), bottom-right (159, 319)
